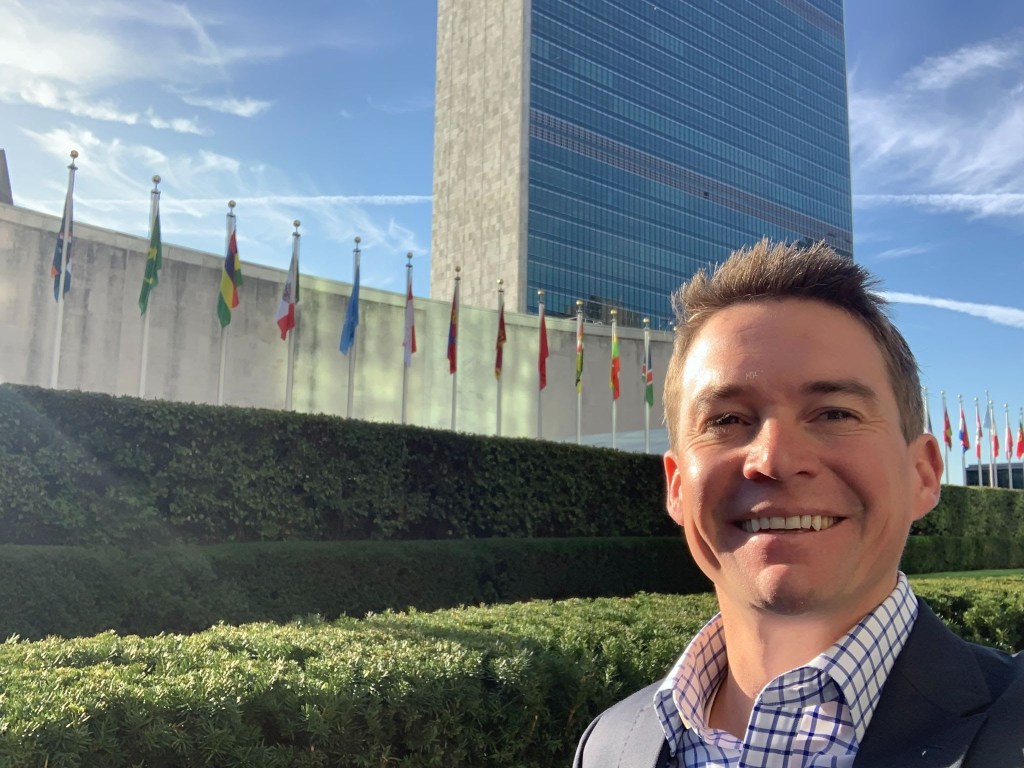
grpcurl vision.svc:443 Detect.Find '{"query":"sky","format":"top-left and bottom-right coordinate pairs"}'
top-left (1, 0), bottom-right (1022, 482)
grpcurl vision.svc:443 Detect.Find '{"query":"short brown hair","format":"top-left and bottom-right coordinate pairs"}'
top-left (663, 238), bottom-right (923, 446)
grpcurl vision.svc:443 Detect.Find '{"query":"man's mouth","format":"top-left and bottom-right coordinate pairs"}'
top-left (738, 515), bottom-right (840, 534)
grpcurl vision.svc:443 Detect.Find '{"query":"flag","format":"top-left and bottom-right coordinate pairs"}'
top-left (538, 303), bottom-right (549, 390)
top-left (217, 218), bottom-right (242, 327)
top-left (942, 407), bottom-right (952, 449)
top-left (923, 395), bottom-right (932, 435)
top-left (991, 404), bottom-right (999, 458)
top-left (1017, 416), bottom-right (1024, 460)
top-left (610, 322), bottom-right (620, 400)
top-left (575, 315), bottom-right (584, 393)
top-left (495, 300), bottom-right (507, 379)
top-left (339, 265), bottom-right (360, 354)
top-left (1005, 412), bottom-right (1013, 462)
top-left (958, 404), bottom-right (969, 453)
top-left (447, 279), bottom-right (459, 374)
top-left (975, 402), bottom-right (983, 460)
top-left (403, 267), bottom-right (416, 367)
top-left (642, 335), bottom-right (654, 407)
top-left (138, 210), bottom-right (162, 315)
top-left (276, 244), bottom-right (299, 340)
top-left (50, 186), bottom-right (73, 301)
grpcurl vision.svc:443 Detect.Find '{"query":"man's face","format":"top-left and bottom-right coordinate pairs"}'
top-left (664, 299), bottom-right (942, 629)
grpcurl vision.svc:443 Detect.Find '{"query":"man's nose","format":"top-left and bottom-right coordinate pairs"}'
top-left (742, 418), bottom-right (817, 481)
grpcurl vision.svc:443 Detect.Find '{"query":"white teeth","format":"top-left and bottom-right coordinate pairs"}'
top-left (740, 515), bottom-right (838, 533)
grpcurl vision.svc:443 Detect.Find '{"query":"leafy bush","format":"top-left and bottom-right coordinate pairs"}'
top-left (0, 577), bottom-right (1018, 767)
top-left (0, 538), bottom-right (709, 640)
top-left (0, 385), bottom-right (673, 545)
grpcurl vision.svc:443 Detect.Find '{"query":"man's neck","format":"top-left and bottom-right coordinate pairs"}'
top-left (706, 609), bottom-right (858, 738)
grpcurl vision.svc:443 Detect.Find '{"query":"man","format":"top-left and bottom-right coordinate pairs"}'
top-left (574, 240), bottom-right (1024, 768)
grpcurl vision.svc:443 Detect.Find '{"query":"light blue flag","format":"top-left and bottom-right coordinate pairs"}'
top-left (339, 265), bottom-right (360, 354)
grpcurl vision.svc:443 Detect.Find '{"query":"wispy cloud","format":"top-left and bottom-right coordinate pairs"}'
top-left (904, 40), bottom-right (1024, 91)
top-left (0, 0), bottom-right (282, 126)
top-left (856, 193), bottom-right (1024, 218)
top-left (367, 95), bottom-right (434, 115)
top-left (868, 245), bottom-right (931, 261)
top-left (19, 126), bottom-right (430, 276)
top-left (178, 94), bottom-right (272, 118)
top-left (883, 291), bottom-right (1024, 329)
top-left (851, 33), bottom-right (1024, 218)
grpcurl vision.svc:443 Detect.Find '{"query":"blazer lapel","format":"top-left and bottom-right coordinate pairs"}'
top-left (854, 603), bottom-right (992, 768)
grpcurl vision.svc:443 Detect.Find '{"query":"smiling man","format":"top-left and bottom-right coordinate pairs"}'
top-left (573, 240), bottom-right (1024, 768)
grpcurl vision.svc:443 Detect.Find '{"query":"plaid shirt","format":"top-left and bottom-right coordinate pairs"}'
top-left (654, 573), bottom-right (918, 767)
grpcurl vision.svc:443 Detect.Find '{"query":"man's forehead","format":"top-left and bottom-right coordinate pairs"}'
top-left (679, 300), bottom-right (890, 394)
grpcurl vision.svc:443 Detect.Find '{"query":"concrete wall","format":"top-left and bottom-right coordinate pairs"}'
top-left (430, 0), bottom-right (531, 312)
top-left (1, 202), bottom-right (671, 444)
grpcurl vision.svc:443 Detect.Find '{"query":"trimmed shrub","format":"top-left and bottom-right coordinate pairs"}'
top-left (0, 577), bottom-right (1018, 767)
top-left (0, 538), bottom-right (710, 640)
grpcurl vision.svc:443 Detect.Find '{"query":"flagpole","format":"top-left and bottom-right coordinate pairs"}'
top-left (537, 290), bottom-right (546, 439)
top-left (345, 236), bottom-right (361, 419)
top-left (958, 393), bottom-right (966, 485)
top-left (575, 299), bottom-right (583, 445)
top-left (1019, 407), bottom-right (1024, 489)
top-left (610, 309), bottom-right (618, 450)
top-left (451, 266), bottom-right (460, 431)
top-left (986, 393), bottom-right (995, 487)
top-left (1004, 403), bottom-right (1013, 490)
top-left (940, 390), bottom-right (949, 484)
top-left (285, 220), bottom-right (300, 411)
top-left (643, 318), bottom-right (651, 454)
top-left (401, 252), bottom-right (413, 425)
top-left (217, 200), bottom-right (235, 406)
top-left (496, 280), bottom-right (505, 436)
top-left (139, 175), bottom-right (161, 398)
top-left (922, 386), bottom-right (930, 434)
top-left (974, 397), bottom-right (982, 486)
top-left (49, 149), bottom-right (78, 389)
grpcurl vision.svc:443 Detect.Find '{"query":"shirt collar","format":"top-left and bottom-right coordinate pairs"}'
top-left (654, 572), bottom-right (918, 755)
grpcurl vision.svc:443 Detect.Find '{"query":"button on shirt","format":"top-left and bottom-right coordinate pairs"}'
top-left (654, 573), bottom-right (918, 768)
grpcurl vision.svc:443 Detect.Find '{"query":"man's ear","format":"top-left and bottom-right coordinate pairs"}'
top-left (663, 450), bottom-right (685, 527)
top-left (910, 433), bottom-right (944, 522)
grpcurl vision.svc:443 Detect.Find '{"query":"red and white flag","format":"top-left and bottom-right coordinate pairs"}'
top-left (276, 241), bottom-right (299, 340)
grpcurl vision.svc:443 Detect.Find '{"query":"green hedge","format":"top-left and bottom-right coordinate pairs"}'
top-left (912, 483), bottom-right (1024, 538)
top-left (3, 384), bottom-right (1022, 547)
top-left (0, 577), bottom-right (1018, 768)
top-left (0, 538), bottom-right (710, 640)
top-left (901, 536), bottom-right (1024, 574)
top-left (0, 385), bottom-right (674, 545)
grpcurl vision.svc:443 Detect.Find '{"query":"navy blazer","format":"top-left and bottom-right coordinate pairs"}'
top-left (573, 602), bottom-right (1024, 768)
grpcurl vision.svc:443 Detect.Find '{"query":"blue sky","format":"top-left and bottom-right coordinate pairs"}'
top-left (1, 0), bottom-right (1022, 482)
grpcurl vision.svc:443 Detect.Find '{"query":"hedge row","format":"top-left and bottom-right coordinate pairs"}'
top-left (0, 384), bottom-right (673, 545)
top-left (0, 576), bottom-right (1019, 768)
top-left (3, 385), bottom-right (1022, 547)
top-left (0, 538), bottom-right (710, 641)
top-left (4, 535), bottom-right (1022, 642)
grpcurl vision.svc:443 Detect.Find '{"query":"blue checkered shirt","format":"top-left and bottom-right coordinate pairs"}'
top-left (654, 573), bottom-right (918, 767)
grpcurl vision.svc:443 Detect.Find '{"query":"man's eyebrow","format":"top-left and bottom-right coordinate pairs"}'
top-left (802, 379), bottom-right (878, 401)
top-left (688, 385), bottom-right (748, 414)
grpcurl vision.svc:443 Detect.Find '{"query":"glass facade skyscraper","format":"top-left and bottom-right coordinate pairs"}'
top-left (431, 0), bottom-right (853, 328)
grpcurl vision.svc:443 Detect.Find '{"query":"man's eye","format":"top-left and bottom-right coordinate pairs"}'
top-left (707, 413), bottom-right (742, 428)
top-left (819, 409), bottom-right (854, 421)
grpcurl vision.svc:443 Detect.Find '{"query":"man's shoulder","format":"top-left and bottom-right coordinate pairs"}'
top-left (573, 682), bottom-right (668, 768)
